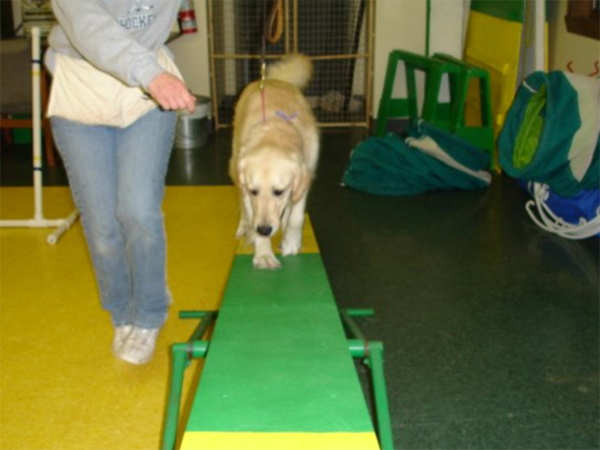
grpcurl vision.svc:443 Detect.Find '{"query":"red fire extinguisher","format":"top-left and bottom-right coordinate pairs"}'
top-left (178, 0), bottom-right (198, 34)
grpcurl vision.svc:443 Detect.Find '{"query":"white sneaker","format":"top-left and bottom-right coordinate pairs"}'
top-left (112, 325), bottom-right (133, 355)
top-left (117, 327), bottom-right (160, 365)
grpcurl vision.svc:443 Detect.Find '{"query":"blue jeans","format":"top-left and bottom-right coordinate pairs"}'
top-left (51, 108), bottom-right (176, 329)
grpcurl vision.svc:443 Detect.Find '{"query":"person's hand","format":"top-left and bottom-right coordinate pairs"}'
top-left (148, 72), bottom-right (196, 113)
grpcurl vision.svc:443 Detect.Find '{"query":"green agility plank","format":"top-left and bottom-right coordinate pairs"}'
top-left (163, 253), bottom-right (391, 450)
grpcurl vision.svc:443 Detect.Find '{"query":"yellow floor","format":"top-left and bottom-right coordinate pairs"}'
top-left (0, 186), bottom-right (241, 450)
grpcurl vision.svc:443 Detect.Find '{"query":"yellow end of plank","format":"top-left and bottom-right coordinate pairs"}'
top-left (181, 431), bottom-right (380, 450)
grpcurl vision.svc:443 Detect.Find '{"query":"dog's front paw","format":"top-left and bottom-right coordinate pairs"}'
top-left (281, 228), bottom-right (302, 256)
top-left (280, 236), bottom-right (302, 256)
top-left (253, 253), bottom-right (282, 269)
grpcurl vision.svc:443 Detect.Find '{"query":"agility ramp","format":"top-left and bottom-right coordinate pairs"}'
top-left (162, 227), bottom-right (393, 450)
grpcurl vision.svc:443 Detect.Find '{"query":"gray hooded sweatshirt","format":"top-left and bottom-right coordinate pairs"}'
top-left (46, 0), bottom-right (180, 89)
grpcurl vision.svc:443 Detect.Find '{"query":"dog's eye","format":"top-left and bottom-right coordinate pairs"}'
top-left (249, 189), bottom-right (259, 196)
top-left (273, 189), bottom-right (284, 197)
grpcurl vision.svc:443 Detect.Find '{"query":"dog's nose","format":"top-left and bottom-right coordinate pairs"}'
top-left (256, 225), bottom-right (273, 236)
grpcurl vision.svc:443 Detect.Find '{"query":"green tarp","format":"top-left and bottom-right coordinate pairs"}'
top-left (342, 122), bottom-right (491, 196)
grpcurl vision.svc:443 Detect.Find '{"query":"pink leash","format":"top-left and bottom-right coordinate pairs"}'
top-left (261, 81), bottom-right (267, 124)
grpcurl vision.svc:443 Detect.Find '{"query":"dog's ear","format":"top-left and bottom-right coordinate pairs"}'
top-left (291, 164), bottom-right (311, 204)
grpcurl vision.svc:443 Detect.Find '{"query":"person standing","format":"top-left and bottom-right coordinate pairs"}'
top-left (45, 0), bottom-right (196, 364)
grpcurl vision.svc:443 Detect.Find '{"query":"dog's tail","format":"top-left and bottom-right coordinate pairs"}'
top-left (266, 54), bottom-right (312, 91)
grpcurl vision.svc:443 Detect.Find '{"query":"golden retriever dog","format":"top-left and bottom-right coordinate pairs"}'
top-left (229, 54), bottom-right (319, 269)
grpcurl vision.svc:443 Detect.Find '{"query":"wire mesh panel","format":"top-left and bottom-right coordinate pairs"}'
top-left (208, 0), bottom-right (374, 128)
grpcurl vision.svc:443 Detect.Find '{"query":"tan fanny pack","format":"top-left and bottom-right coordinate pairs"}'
top-left (47, 48), bottom-right (184, 128)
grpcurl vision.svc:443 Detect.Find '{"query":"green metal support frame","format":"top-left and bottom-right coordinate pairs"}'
top-left (341, 309), bottom-right (394, 450)
top-left (161, 308), bottom-right (393, 450)
top-left (162, 310), bottom-right (216, 450)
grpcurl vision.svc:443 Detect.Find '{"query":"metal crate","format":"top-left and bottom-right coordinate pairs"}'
top-left (207, 0), bottom-right (374, 128)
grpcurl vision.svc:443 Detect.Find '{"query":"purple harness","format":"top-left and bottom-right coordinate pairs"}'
top-left (275, 110), bottom-right (298, 121)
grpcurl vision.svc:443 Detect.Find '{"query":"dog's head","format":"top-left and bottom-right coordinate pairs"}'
top-left (237, 148), bottom-right (311, 237)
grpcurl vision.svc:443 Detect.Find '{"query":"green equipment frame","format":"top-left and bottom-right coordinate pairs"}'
top-left (375, 49), bottom-right (494, 166)
top-left (161, 308), bottom-right (393, 450)
top-left (375, 49), bottom-right (461, 136)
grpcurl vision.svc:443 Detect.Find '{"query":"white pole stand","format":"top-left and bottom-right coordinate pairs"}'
top-left (0, 27), bottom-right (79, 245)
top-left (534, 0), bottom-right (546, 72)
